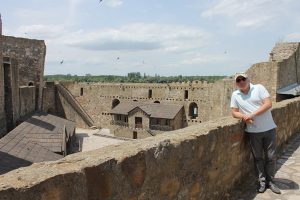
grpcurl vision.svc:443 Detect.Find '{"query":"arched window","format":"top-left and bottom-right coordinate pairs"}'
top-left (154, 101), bottom-right (160, 104)
top-left (189, 102), bottom-right (198, 119)
top-left (28, 81), bottom-right (34, 86)
top-left (112, 99), bottom-right (120, 108)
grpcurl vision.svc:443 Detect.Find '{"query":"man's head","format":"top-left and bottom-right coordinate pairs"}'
top-left (234, 72), bottom-right (249, 91)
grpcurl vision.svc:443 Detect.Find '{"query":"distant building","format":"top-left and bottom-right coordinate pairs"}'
top-left (110, 102), bottom-right (185, 132)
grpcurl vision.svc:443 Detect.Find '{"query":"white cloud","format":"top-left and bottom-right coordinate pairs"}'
top-left (43, 23), bottom-right (214, 53)
top-left (236, 16), bottom-right (271, 28)
top-left (13, 22), bottom-right (218, 75)
top-left (285, 33), bottom-right (300, 41)
top-left (104, 0), bottom-right (123, 7)
top-left (181, 52), bottom-right (232, 65)
top-left (202, 0), bottom-right (295, 29)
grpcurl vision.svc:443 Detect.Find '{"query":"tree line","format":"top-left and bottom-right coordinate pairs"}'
top-left (44, 72), bottom-right (226, 83)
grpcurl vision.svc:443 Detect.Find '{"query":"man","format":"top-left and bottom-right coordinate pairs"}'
top-left (230, 72), bottom-right (281, 194)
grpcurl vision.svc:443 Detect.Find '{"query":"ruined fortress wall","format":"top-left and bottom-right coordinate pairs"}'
top-left (61, 80), bottom-right (234, 128)
top-left (277, 43), bottom-right (300, 90)
top-left (56, 43), bottom-right (300, 129)
top-left (0, 36), bottom-right (46, 134)
top-left (2, 36), bottom-right (46, 111)
top-left (42, 82), bottom-right (56, 114)
top-left (56, 92), bottom-right (89, 129)
top-left (0, 97), bottom-right (299, 200)
top-left (0, 35), bottom-right (5, 136)
top-left (246, 62), bottom-right (278, 102)
top-left (19, 86), bottom-right (36, 118)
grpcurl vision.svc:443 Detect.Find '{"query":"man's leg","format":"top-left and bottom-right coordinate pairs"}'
top-left (263, 128), bottom-right (281, 194)
top-left (263, 128), bottom-right (276, 183)
top-left (247, 133), bottom-right (266, 184)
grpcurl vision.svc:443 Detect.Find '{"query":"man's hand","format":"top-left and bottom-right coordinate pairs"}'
top-left (243, 113), bottom-right (255, 121)
top-left (243, 114), bottom-right (255, 124)
top-left (231, 108), bottom-right (255, 123)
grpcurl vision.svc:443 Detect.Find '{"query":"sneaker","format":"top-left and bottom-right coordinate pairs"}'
top-left (257, 181), bottom-right (266, 193)
top-left (268, 181), bottom-right (281, 194)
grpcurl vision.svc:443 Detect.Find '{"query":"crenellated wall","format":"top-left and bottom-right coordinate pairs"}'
top-left (0, 96), bottom-right (299, 200)
top-left (60, 79), bottom-right (236, 129)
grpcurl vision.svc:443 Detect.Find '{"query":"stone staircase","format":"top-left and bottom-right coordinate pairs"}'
top-left (56, 83), bottom-right (94, 127)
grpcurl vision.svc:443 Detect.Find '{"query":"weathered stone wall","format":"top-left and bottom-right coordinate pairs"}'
top-left (246, 62), bottom-right (278, 102)
top-left (56, 91), bottom-right (89, 129)
top-left (170, 107), bottom-right (186, 130)
top-left (0, 96), bottom-right (299, 200)
top-left (61, 80), bottom-right (234, 128)
top-left (128, 109), bottom-right (149, 129)
top-left (42, 82), bottom-right (56, 114)
top-left (113, 126), bottom-right (151, 139)
top-left (2, 36), bottom-right (46, 111)
top-left (276, 44), bottom-right (300, 90)
top-left (9, 58), bottom-right (20, 127)
top-left (0, 35), bottom-right (5, 136)
top-left (19, 86), bottom-right (36, 118)
top-left (0, 35), bottom-right (46, 135)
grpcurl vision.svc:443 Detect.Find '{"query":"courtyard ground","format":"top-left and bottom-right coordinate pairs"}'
top-left (75, 128), bottom-right (126, 152)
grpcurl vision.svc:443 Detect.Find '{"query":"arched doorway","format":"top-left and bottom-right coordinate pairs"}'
top-left (112, 99), bottom-right (120, 108)
top-left (189, 102), bottom-right (198, 119)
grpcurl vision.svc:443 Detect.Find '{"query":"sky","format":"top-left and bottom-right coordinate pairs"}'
top-left (1, 0), bottom-right (300, 76)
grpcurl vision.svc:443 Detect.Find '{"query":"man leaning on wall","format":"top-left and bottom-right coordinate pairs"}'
top-left (230, 72), bottom-right (281, 194)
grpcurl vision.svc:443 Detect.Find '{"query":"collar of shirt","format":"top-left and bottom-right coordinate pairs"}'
top-left (237, 83), bottom-right (254, 95)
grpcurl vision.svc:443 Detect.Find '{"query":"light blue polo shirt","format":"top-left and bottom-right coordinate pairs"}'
top-left (230, 83), bottom-right (277, 133)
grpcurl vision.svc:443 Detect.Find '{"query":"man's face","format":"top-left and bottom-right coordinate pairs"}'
top-left (235, 76), bottom-right (249, 90)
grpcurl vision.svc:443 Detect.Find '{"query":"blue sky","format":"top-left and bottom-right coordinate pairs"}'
top-left (1, 0), bottom-right (300, 76)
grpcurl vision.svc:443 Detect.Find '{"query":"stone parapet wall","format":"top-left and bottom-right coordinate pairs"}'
top-left (0, 96), bottom-right (299, 200)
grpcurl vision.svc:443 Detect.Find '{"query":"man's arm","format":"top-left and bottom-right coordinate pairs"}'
top-left (231, 107), bottom-right (244, 119)
top-left (250, 97), bottom-right (272, 117)
top-left (242, 97), bottom-right (272, 121)
top-left (232, 108), bottom-right (254, 123)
